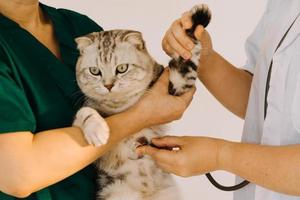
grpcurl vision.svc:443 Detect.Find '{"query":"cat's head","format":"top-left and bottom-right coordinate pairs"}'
top-left (75, 30), bottom-right (163, 115)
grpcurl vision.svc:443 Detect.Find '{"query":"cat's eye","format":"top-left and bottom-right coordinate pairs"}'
top-left (89, 67), bottom-right (101, 76)
top-left (116, 64), bottom-right (129, 74)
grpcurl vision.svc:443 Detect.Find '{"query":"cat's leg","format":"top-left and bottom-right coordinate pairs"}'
top-left (168, 4), bottom-right (211, 96)
top-left (73, 107), bottom-right (109, 146)
top-left (168, 56), bottom-right (199, 96)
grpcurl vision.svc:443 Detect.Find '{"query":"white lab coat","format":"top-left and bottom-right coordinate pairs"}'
top-left (233, 0), bottom-right (300, 199)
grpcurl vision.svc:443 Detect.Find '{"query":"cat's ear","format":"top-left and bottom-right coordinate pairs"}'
top-left (123, 31), bottom-right (145, 50)
top-left (75, 32), bottom-right (99, 53)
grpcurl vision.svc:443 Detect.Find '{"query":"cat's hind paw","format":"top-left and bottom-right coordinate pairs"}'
top-left (73, 107), bottom-right (110, 147)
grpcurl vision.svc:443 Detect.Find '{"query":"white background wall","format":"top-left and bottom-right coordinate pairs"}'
top-left (42, 0), bottom-right (267, 199)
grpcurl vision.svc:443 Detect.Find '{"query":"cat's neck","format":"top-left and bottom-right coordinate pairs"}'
top-left (85, 91), bottom-right (144, 117)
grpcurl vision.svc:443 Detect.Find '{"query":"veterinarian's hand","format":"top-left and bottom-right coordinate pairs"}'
top-left (132, 68), bottom-right (195, 127)
top-left (162, 12), bottom-right (213, 65)
top-left (136, 136), bottom-right (226, 177)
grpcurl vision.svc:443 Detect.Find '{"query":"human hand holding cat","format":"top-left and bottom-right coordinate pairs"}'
top-left (132, 68), bottom-right (196, 127)
top-left (162, 11), bottom-right (214, 67)
top-left (136, 136), bottom-right (227, 177)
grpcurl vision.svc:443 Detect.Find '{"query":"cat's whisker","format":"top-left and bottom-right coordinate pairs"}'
top-left (70, 90), bottom-right (83, 98)
top-left (73, 95), bottom-right (85, 109)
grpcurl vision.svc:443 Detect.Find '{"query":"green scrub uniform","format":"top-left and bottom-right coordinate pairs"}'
top-left (0, 3), bottom-right (103, 200)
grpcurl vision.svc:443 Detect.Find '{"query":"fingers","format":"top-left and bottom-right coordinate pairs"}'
top-left (194, 25), bottom-right (205, 41)
top-left (179, 86), bottom-right (196, 106)
top-left (181, 11), bottom-right (205, 41)
top-left (163, 17), bottom-right (195, 60)
top-left (136, 141), bottom-right (187, 176)
top-left (180, 12), bottom-right (192, 29)
top-left (151, 136), bottom-right (184, 148)
top-left (171, 20), bottom-right (194, 51)
top-left (162, 10), bottom-right (208, 60)
top-left (162, 37), bottom-right (174, 57)
top-left (137, 145), bottom-right (176, 164)
top-left (155, 162), bottom-right (174, 174)
top-left (136, 145), bottom-right (160, 157)
top-left (166, 28), bottom-right (191, 59)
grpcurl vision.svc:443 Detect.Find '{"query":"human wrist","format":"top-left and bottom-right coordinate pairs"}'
top-left (217, 139), bottom-right (236, 171)
top-left (127, 104), bottom-right (150, 129)
top-left (105, 107), bottom-right (147, 141)
top-left (198, 49), bottom-right (216, 69)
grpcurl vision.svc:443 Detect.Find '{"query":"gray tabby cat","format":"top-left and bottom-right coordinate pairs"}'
top-left (73, 4), bottom-right (211, 200)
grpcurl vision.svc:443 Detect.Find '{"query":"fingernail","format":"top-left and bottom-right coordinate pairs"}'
top-left (183, 52), bottom-right (191, 59)
top-left (188, 43), bottom-right (194, 50)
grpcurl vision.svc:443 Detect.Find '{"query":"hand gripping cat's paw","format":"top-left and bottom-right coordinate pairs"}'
top-left (73, 107), bottom-right (110, 147)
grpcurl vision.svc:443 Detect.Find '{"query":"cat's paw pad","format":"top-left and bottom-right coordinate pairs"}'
top-left (73, 107), bottom-right (110, 147)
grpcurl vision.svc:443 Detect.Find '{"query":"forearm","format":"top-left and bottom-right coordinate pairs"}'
top-left (0, 109), bottom-right (144, 197)
top-left (198, 51), bottom-right (253, 118)
top-left (219, 141), bottom-right (300, 195)
top-left (31, 109), bottom-right (143, 191)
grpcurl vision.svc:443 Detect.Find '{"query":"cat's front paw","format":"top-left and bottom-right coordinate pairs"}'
top-left (73, 107), bottom-right (110, 147)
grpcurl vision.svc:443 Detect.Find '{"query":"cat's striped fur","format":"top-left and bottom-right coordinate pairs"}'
top-left (73, 4), bottom-right (211, 200)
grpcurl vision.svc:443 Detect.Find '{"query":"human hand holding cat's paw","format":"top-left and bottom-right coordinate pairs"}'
top-left (136, 136), bottom-right (227, 177)
top-left (132, 69), bottom-right (195, 127)
top-left (162, 6), bottom-right (214, 67)
top-left (73, 107), bottom-right (110, 147)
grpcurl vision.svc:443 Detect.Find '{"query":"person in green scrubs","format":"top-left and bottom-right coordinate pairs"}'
top-left (0, 1), bottom-right (195, 199)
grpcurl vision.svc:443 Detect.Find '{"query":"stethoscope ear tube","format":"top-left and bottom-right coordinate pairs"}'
top-left (205, 173), bottom-right (250, 191)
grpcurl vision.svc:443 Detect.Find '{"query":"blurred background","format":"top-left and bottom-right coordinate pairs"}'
top-left (42, 0), bottom-right (268, 199)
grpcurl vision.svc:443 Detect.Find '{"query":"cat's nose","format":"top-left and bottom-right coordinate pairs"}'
top-left (104, 84), bottom-right (114, 91)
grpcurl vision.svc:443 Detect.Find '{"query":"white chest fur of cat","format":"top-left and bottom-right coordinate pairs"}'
top-left (73, 4), bottom-right (211, 200)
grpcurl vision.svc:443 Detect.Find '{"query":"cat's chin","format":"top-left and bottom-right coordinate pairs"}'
top-left (86, 94), bottom-right (142, 117)
top-left (86, 91), bottom-right (145, 117)
top-left (100, 108), bottom-right (126, 117)
top-left (98, 101), bottom-right (138, 117)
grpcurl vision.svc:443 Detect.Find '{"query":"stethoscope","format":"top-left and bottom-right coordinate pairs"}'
top-left (205, 11), bottom-right (300, 192)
